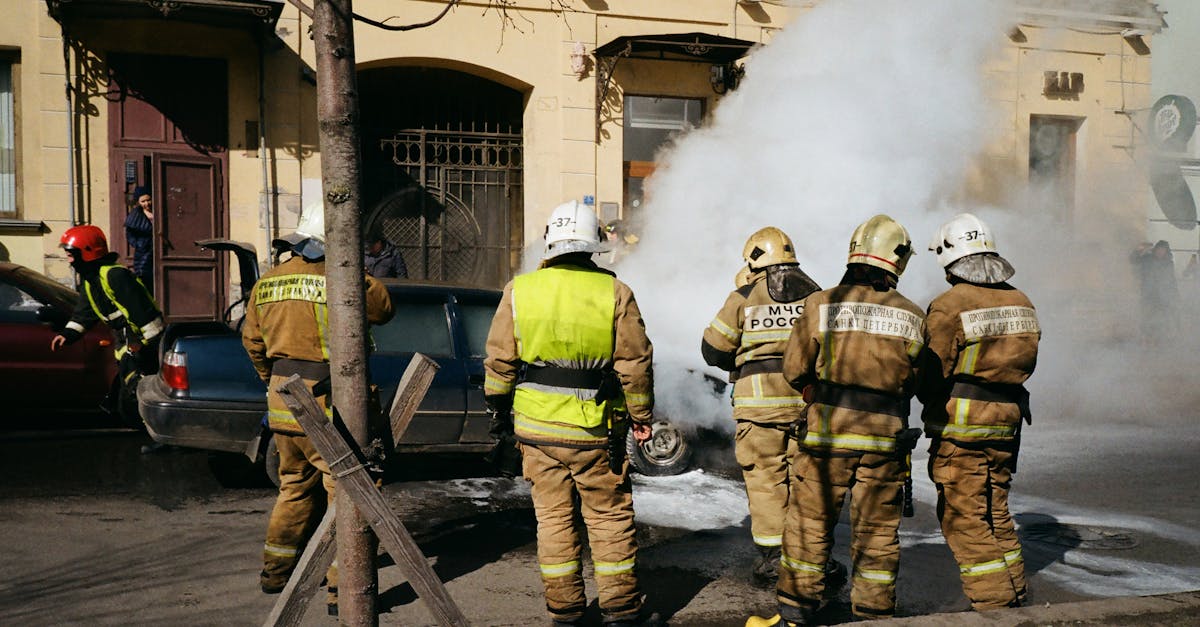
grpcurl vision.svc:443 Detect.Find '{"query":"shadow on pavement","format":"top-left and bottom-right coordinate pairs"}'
top-left (377, 507), bottom-right (537, 611)
top-left (1017, 512), bottom-right (1083, 575)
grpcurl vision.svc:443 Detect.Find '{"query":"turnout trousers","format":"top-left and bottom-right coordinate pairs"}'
top-left (521, 442), bottom-right (642, 623)
top-left (929, 439), bottom-right (1024, 609)
top-left (735, 420), bottom-right (797, 548)
top-left (261, 432), bottom-right (337, 594)
top-left (777, 450), bottom-right (903, 620)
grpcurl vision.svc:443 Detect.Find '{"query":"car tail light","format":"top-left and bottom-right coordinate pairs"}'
top-left (162, 350), bottom-right (189, 392)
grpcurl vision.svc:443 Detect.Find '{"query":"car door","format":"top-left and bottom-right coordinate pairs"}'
top-left (0, 271), bottom-right (114, 411)
top-left (371, 288), bottom-right (467, 447)
top-left (448, 291), bottom-right (502, 444)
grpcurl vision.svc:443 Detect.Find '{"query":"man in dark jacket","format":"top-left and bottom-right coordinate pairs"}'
top-left (363, 235), bottom-right (408, 279)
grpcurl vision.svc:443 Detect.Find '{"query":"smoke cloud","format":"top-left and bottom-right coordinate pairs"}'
top-left (605, 0), bottom-right (1194, 433)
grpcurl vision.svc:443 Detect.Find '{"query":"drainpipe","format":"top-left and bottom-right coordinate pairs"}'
top-left (257, 29), bottom-right (274, 266)
top-left (61, 25), bottom-right (77, 226)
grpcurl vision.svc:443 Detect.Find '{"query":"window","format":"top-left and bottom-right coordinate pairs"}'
top-left (458, 302), bottom-right (499, 358)
top-left (0, 58), bottom-right (13, 216)
top-left (1029, 115), bottom-right (1082, 219)
top-left (0, 282), bottom-right (40, 324)
top-left (623, 96), bottom-right (703, 214)
top-left (372, 301), bottom-right (453, 357)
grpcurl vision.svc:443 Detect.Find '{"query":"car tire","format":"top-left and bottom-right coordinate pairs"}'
top-left (208, 452), bottom-right (269, 489)
top-left (626, 420), bottom-right (692, 476)
top-left (263, 436), bottom-right (281, 488)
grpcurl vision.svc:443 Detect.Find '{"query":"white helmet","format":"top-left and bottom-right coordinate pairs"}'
top-left (544, 200), bottom-right (603, 259)
top-left (929, 213), bottom-right (1014, 283)
top-left (293, 201), bottom-right (326, 260)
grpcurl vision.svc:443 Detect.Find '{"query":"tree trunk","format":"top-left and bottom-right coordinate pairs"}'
top-left (311, 0), bottom-right (377, 624)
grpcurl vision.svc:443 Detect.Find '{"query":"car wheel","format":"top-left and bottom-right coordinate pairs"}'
top-left (263, 436), bottom-right (280, 488)
top-left (207, 452), bottom-right (269, 489)
top-left (626, 420), bottom-right (692, 476)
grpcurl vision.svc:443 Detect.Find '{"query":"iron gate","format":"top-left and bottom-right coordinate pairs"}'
top-left (370, 127), bottom-right (523, 287)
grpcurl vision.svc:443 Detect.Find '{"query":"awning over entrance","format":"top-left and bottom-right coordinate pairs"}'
top-left (45, 0), bottom-right (282, 31)
top-left (592, 32), bottom-right (756, 142)
top-left (594, 32), bottom-right (757, 65)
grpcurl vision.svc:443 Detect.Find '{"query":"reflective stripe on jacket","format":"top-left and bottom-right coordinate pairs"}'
top-left (782, 284), bottom-right (925, 454)
top-left (920, 282), bottom-right (1040, 443)
top-left (82, 263), bottom-right (162, 357)
top-left (484, 257), bottom-right (655, 449)
top-left (702, 272), bottom-right (809, 423)
top-left (241, 256), bottom-right (394, 435)
top-left (511, 266), bottom-right (615, 443)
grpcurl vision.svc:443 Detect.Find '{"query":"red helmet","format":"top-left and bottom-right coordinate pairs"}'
top-left (60, 225), bottom-right (110, 262)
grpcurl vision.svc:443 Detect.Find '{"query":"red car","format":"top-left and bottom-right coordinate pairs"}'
top-left (0, 262), bottom-right (120, 416)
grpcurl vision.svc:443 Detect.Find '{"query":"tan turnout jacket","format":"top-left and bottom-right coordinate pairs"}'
top-left (919, 281), bottom-right (1040, 443)
top-left (782, 283), bottom-right (926, 454)
top-left (702, 272), bottom-right (809, 424)
top-left (484, 258), bottom-right (654, 448)
top-left (242, 256), bottom-right (395, 381)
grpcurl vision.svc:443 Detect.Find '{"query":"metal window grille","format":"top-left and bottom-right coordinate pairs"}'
top-left (372, 125), bottom-right (523, 287)
top-left (0, 61), bottom-right (14, 215)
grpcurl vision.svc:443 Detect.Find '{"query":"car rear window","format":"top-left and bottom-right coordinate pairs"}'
top-left (373, 301), bottom-right (453, 357)
top-left (458, 302), bottom-right (499, 358)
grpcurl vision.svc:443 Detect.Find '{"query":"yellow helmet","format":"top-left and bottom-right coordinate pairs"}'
top-left (743, 227), bottom-right (798, 270)
top-left (847, 214), bottom-right (914, 277)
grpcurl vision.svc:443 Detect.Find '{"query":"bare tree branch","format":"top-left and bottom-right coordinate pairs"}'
top-left (353, 0), bottom-right (461, 31)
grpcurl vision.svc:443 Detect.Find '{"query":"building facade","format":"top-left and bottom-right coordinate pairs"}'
top-left (0, 0), bottom-right (1173, 318)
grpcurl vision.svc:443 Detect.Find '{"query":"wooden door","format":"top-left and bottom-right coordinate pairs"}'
top-left (107, 53), bottom-right (228, 320)
top-left (154, 154), bottom-right (225, 322)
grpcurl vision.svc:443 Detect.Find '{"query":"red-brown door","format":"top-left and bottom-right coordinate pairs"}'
top-left (107, 53), bottom-right (228, 320)
top-left (154, 154), bottom-right (226, 322)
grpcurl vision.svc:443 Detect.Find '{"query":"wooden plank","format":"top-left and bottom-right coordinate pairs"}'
top-left (263, 505), bottom-right (337, 627)
top-left (389, 353), bottom-right (440, 446)
top-left (277, 375), bottom-right (469, 627)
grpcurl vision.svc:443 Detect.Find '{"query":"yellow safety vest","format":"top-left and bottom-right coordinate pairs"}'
top-left (511, 266), bottom-right (616, 444)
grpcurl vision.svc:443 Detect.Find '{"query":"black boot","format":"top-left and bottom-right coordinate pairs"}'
top-left (752, 545), bottom-right (782, 587)
top-left (823, 559), bottom-right (848, 598)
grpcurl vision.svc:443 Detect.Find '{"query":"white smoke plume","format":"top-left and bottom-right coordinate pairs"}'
top-left (608, 0), bottom-right (1193, 433)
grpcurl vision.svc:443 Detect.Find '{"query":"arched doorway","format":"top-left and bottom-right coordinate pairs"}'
top-left (359, 66), bottom-right (525, 287)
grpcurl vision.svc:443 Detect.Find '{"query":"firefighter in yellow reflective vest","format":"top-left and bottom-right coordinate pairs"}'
top-left (701, 227), bottom-right (821, 586)
top-left (749, 215), bottom-right (925, 626)
top-left (241, 202), bottom-right (394, 603)
top-left (52, 225), bottom-right (164, 418)
top-left (484, 200), bottom-right (656, 627)
top-left (919, 213), bottom-right (1040, 610)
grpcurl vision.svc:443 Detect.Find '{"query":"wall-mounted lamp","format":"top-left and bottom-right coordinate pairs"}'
top-left (710, 63), bottom-right (744, 94)
top-left (570, 41), bottom-right (589, 78)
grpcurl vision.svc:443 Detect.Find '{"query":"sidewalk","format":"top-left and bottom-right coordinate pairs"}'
top-left (869, 590), bottom-right (1200, 626)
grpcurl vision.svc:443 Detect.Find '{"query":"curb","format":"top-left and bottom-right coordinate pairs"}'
top-left (865, 590), bottom-right (1200, 625)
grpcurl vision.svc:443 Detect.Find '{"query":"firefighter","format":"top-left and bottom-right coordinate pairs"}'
top-left (919, 213), bottom-right (1040, 610)
top-left (701, 227), bottom-right (821, 586)
top-left (241, 202), bottom-right (394, 610)
top-left (748, 215), bottom-right (925, 626)
top-left (51, 224), bottom-right (164, 419)
top-left (483, 200), bottom-right (656, 626)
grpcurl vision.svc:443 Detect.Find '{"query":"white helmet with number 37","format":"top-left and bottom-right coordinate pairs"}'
top-left (929, 212), bottom-right (1015, 284)
top-left (544, 200), bottom-right (604, 259)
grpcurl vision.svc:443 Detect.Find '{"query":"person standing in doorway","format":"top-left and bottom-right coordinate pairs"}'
top-left (363, 234), bottom-right (408, 279)
top-left (124, 185), bottom-right (154, 292)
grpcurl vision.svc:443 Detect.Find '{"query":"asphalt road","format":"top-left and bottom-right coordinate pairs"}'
top-left (0, 401), bottom-right (1197, 626)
